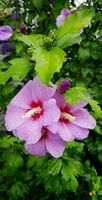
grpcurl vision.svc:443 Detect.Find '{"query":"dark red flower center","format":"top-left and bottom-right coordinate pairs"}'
top-left (30, 101), bottom-right (43, 120)
top-left (60, 106), bottom-right (75, 124)
top-left (41, 127), bottom-right (48, 139)
top-left (23, 101), bottom-right (43, 120)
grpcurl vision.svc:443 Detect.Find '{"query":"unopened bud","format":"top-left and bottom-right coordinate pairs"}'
top-left (20, 23), bottom-right (26, 34)
top-left (58, 79), bottom-right (71, 94)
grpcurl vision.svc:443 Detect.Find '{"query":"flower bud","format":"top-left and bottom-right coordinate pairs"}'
top-left (20, 23), bottom-right (26, 34)
top-left (58, 79), bottom-right (71, 94)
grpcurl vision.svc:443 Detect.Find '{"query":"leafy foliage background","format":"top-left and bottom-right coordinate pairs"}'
top-left (0, 0), bottom-right (102, 200)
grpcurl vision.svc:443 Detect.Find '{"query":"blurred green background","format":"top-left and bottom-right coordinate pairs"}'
top-left (0, 0), bottom-right (102, 199)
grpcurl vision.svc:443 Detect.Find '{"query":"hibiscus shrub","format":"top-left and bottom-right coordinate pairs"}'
top-left (0, 0), bottom-right (102, 200)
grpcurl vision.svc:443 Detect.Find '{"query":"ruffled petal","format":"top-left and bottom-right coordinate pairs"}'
top-left (13, 118), bottom-right (42, 144)
top-left (57, 122), bottom-right (74, 141)
top-left (68, 100), bottom-right (88, 112)
top-left (32, 77), bottom-right (56, 102)
top-left (47, 122), bottom-right (59, 134)
top-left (46, 131), bottom-right (65, 158)
top-left (54, 92), bottom-right (67, 108)
top-left (11, 80), bottom-right (33, 109)
top-left (25, 139), bottom-right (46, 156)
top-left (72, 108), bottom-right (96, 129)
top-left (66, 123), bottom-right (89, 140)
top-left (42, 99), bottom-right (60, 126)
top-left (5, 104), bottom-right (27, 131)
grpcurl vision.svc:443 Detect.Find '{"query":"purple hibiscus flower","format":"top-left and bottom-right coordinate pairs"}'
top-left (48, 93), bottom-right (96, 141)
top-left (0, 26), bottom-right (13, 41)
top-left (56, 9), bottom-right (72, 27)
top-left (25, 126), bottom-right (65, 158)
top-left (5, 77), bottom-right (60, 144)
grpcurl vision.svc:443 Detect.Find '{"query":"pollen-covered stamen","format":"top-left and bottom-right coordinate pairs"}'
top-left (61, 112), bottom-right (76, 122)
top-left (22, 107), bottom-right (42, 119)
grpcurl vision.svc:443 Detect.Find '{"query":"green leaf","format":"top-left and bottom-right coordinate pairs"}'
top-left (47, 159), bottom-right (62, 176)
top-left (66, 141), bottom-right (84, 154)
top-left (0, 136), bottom-right (19, 148)
top-left (66, 175), bottom-right (79, 192)
top-left (95, 125), bottom-right (102, 135)
top-left (57, 32), bottom-right (82, 49)
top-left (61, 158), bottom-right (83, 192)
top-left (61, 158), bottom-right (83, 180)
top-left (32, 47), bottom-right (66, 84)
top-left (64, 87), bottom-right (102, 119)
top-left (27, 155), bottom-right (46, 168)
top-left (32, 0), bottom-right (43, 8)
top-left (9, 181), bottom-right (29, 199)
top-left (64, 87), bottom-right (87, 105)
top-left (87, 99), bottom-right (102, 119)
top-left (3, 151), bottom-right (23, 170)
top-left (0, 57), bottom-right (31, 85)
top-left (56, 8), bottom-right (94, 49)
top-left (17, 34), bottom-right (44, 47)
top-left (78, 47), bottom-right (90, 60)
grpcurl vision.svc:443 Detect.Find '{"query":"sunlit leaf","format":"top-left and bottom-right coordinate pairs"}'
top-left (32, 47), bottom-right (66, 84)
top-left (56, 8), bottom-right (94, 49)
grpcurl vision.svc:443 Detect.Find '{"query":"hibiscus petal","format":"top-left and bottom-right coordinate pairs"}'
top-left (47, 122), bottom-right (59, 134)
top-left (25, 139), bottom-right (46, 156)
top-left (32, 77), bottom-right (56, 102)
top-left (0, 26), bottom-right (13, 41)
top-left (11, 80), bottom-right (33, 109)
top-left (72, 108), bottom-right (96, 129)
top-left (68, 100), bottom-right (88, 112)
top-left (66, 123), bottom-right (89, 140)
top-left (5, 104), bottom-right (26, 131)
top-left (46, 131), bottom-right (65, 158)
top-left (42, 99), bottom-right (60, 126)
top-left (54, 92), bottom-right (67, 108)
top-left (56, 15), bottom-right (65, 27)
top-left (57, 122), bottom-right (74, 141)
top-left (13, 119), bottom-right (42, 144)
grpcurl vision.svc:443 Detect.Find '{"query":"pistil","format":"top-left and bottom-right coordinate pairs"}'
top-left (22, 107), bottom-right (42, 119)
top-left (61, 112), bottom-right (76, 122)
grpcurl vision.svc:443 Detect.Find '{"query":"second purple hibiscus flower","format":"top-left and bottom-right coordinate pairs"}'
top-left (48, 92), bottom-right (96, 141)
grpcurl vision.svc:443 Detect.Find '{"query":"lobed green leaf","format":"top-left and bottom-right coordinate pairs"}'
top-left (56, 8), bottom-right (94, 49)
top-left (32, 47), bottom-right (66, 84)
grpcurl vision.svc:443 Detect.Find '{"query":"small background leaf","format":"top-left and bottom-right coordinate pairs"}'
top-left (0, 57), bottom-right (31, 85)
